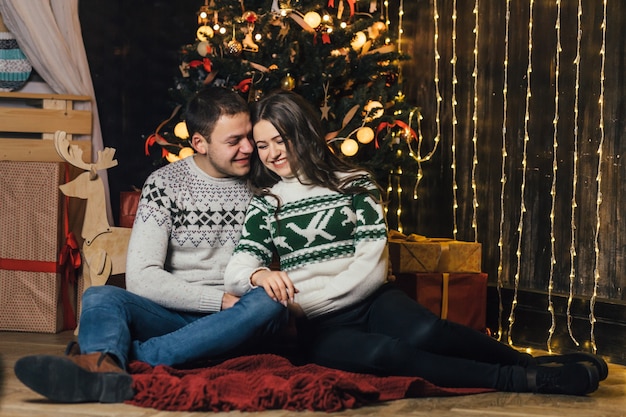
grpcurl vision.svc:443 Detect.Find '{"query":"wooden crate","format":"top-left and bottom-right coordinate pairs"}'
top-left (0, 92), bottom-right (92, 162)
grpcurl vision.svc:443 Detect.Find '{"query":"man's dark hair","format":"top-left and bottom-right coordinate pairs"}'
top-left (185, 87), bottom-right (248, 142)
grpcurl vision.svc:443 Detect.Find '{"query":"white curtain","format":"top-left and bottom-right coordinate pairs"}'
top-left (0, 0), bottom-right (113, 223)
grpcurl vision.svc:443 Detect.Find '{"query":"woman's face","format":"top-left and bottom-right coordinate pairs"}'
top-left (253, 119), bottom-right (294, 178)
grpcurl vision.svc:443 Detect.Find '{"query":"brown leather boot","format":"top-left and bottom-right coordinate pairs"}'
top-left (14, 351), bottom-right (134, 403)
top-left (65, 341), bottom-right (81, 356)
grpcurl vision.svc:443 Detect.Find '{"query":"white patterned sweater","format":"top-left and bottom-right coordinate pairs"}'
top-left (125, 156), bottom-right (252, 313)
top-left (224, 174), bottom-right (389, 318)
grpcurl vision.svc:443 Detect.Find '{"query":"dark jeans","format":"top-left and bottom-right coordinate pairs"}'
top-left (298, 283), bottom-right (529, 391)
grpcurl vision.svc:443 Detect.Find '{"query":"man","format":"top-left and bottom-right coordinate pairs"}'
top-left (14, 87), bottom-right (287, 403)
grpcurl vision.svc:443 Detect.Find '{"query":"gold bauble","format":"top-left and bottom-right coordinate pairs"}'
top-left (227, 40), bottom-right (243, 56)
top-left (280, 74), bottom-right (296, 90)
top-left (356, 126), bottom-right (375, 144)
top-left (196, 25), bottom-right (214, 42)
top-left (178, 147), bottom-right (195, 159)
top-left (364, 100), bottom-right (384, 119)
top-left (350, 31), bottom-right (367, 50)
top-left (369, 21), bottom-right (387, 39)
top-left (165, 152), bottom-right (181, 163)
top-left (174, 121), bottom-right (189, 139)
top-left (340, 138), bottom-right (359, 156)
top-left (303, 11), bottom-right (322, 29)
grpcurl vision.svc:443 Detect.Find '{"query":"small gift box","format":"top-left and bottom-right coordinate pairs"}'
top-left (394, 272), bottom-right (488, 332)
top-left (119, 190), bottom-right (141, 228)
top-left (388, 231), bottom-right (482, 273)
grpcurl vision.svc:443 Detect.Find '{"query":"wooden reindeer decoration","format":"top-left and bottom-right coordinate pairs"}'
top-left (54, 130), bottom-right (132, 293)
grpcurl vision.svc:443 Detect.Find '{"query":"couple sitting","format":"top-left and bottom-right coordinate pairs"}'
top-left (15, 87), bottom-right (607, 403)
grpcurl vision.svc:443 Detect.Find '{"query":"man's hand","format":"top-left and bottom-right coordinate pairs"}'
top-left (287, 302), bottom-right (305, 318)
top-left (251, 269), bottom-right (298, 306)
top-left (221, 293), bottom-right (240, 310)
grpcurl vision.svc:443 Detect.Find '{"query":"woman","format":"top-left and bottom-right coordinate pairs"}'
top-left (225, 90), bottom-right (606, 396)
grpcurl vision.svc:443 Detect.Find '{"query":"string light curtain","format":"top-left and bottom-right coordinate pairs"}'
top-left (410, 0), bottom-right (618, 353)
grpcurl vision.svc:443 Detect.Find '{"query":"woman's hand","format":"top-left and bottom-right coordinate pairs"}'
top-left (251, 269), bottom-right (298, 306)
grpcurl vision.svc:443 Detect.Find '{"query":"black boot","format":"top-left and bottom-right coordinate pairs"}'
top-left (534, 353), bottom-right (608, 381)
top-left (526, 362), bottom-right (599, 396)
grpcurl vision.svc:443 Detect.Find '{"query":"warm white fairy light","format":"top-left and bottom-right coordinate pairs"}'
top-left (496, 0), bottom-right (511, 343)
top-left (433, 1), bottom-right (443, 183)
top-left (385, 172), bottom-right (392, 219)
top-left (470, 0), bottom-right (479, 242)
top-left (396, 164), bottom-right (403, 233)
top-left (546, 0), bottom-right (562, 354)
top-left (397, 0), bottom-right (403, 54)
top-left (567, 0), bottom-right (583, 348)
top-left (508, 0), bottom-right (534, 347)
top-left (406, 0), bottom-right (442, 200)
top-left (590, 0), bottom-right (607, 355)
top-left (451, 0), bottom-right (459, 239)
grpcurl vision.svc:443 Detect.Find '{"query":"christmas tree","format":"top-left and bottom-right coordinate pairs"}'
top-left (146, 0), bottom-right (431, 188)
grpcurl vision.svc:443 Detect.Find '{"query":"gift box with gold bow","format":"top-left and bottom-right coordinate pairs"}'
top-left (395, 272), bottom-right (488, 332)
top-left (388, 231), bottom-right (482, 274)
top-left (0, 162), bottom-right (81, 333)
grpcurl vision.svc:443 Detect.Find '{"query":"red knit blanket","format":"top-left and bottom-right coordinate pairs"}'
top-left (126, 354), bottom-right (491, 412)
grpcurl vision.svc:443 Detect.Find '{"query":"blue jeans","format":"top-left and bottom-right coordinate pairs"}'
top-left (77, 285), bottom-right (287, 369)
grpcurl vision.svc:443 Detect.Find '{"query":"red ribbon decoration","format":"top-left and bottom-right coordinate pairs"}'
top-left (59, 164), bottom-right (80, 330)
top-left (0, 258), bottom-right (57, 272)
top-left (189, 57), bottom-right (213, 73)
top-left (144, 133), bottom-right (169, 157)
top-left (234, 78), bottom-right (253, 93)
top-left (328, 0), bottom-right (354, 15)
top-left (346, 0), bottom-right (355, 16)
top-left (322, 33), bottom-right (331, 44)
top-left (375, 120), bottom-right (418, 149)
top-left (145, 105), bottom-right (183, 157)
top-left (58, 231), bottom-right (81, 330)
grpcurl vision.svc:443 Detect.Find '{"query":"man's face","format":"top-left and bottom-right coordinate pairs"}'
top-left (193, 113), bottom-right (253, 178)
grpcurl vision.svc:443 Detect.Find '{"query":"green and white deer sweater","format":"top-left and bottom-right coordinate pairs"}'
top-left (225, 174), bottom-right (389, 318)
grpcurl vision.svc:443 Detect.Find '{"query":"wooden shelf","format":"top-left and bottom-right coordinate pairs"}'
top-left (0, 92), bottom-right (93, 162)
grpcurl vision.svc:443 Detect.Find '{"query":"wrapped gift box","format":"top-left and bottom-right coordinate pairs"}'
top-left (119, 190), bottom-right (141, 228)
top-left (394, 272), bottom-right (488, 332)
top-left (0, 161), bottom-right (78, 333)
top-left (388, 233), bottom-right (482, 273)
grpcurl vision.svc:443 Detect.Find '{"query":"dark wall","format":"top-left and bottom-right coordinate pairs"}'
top-left (79, 0), bottom-right (201, 224)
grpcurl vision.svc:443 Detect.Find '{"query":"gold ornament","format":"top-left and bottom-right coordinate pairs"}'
top-left (226, 39), bottom-right (243, 56)
top-left (178, 147), bottom-right (195, 159)
top-left (196, 25), bottom-right (214, 42)
top-left (340, 138), bottom-right (359, 156)
top-left (165, 152), bottom-right (180, 163)
top-left (356, 126), bottom-right (375, 144)
top-left (368, 21), bottom-right (387, 39)
top-left (280, 74), bottom-right (296, 90)
top-left (350, 31), bottom-right (367, 50)
top-left (364, 100), bottom-right (384, 120)
top-left (174, 121), bottom-right (189, 139)
top-left (303, 11), bottom-right (322, 29)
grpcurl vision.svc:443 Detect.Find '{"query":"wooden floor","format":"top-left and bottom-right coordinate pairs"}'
top-left (2, 331), bottom-right (626, 417)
